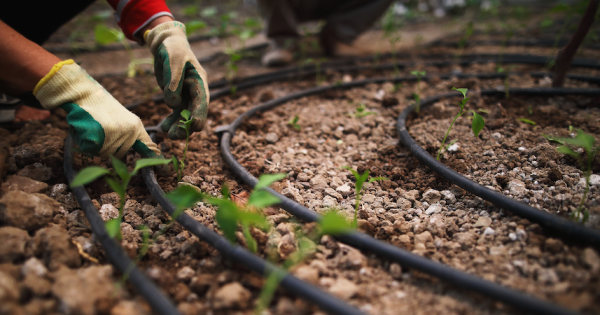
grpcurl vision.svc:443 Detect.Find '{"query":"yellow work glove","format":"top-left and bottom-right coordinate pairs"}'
top-left (34, 60), bottom-right (160, 158)
top-left (145, 21), bottom-right (209, 140)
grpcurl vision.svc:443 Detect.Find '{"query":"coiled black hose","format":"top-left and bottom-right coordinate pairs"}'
top-left (139, 166), bottom-right (365, 315)
top-left (397, 88), bottom-right (600, 249)
top-left (217, 75), bottom-right (591, 315)
top-left (63, 136), bottom-right (182, 315)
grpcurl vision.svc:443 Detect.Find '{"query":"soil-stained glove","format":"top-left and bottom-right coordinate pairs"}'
top-left (34, 60), bottom-right (160, 158)
top-left (145, 21), bottom-right (209, 140)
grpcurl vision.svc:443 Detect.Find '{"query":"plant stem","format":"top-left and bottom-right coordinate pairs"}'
top-left (353, 195), bottom-right (360, 228)
top-left (437, 111), bottom-right (464, 160)
top-left (416, 77), bottom-right (421, 113)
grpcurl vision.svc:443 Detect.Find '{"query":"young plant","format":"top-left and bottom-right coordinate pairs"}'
top-left (352, 103), bottom-right (376, 118)
top-left (342, 166), bottom-right (387, 227)
top-left (437, 88), bottom-right (485, 161)
top-left (496, 65), bottom-right (515, 99)
top-left (70, 157), bottom-right (170, 238)
top-left (410, 70), bottom-right (426, 113)
top-left (552, 129), bottom-right (599, 223)
top-left (94, 25), bottom-right (153, 78)
top-left (288, 115), bottom-right (301, 131)
top-left (172, 109), bottom-right (193, 182)
top-left (455, 21), bottom-right (474, 61)
top-left (517, 118), bottom-right (536, 125)
top-left (255, 210), bottom-right (355, 314)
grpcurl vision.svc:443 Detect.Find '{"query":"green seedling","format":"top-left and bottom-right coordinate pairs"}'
top-left (94, 25), bottom-right (153, 78)
top-left (552, 129), bottom-right (599, 223)
top-left (382, 6), bottom-right (403, 76)
top-left (172, 109), bottom-right (193, 182)
top-left (255, 210), bottom-right (354, 314)
top-left (352, 103), bottom-right (376, 118)
top-left (527, 106), bottom-right (533, 115)
top-left (342, 166), bottom-right (387, 227)
top-left (518, 118), bottom-right (536, 125)
top-left (496, 65), bottom-right (515, 98)
top-left (437, 88), bottom-right (485, 161)
top-left (185, 20), bottom-right (207, 37)
top-left (288, 115), bottom-right (301, 131)
top-left (410, 70), bottom-right (426, 113)
top-left (70, 157), bottom-right (170, 239)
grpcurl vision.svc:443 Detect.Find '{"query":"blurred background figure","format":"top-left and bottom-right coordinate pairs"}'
top-left (258, 0), bottom-right (394, 66)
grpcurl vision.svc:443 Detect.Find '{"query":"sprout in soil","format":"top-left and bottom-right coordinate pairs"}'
top-left (552, 129), bottom-right (599, 223)
top-left (70, 156), bottom-right (170, 239)
top-left (518, 118), bottom-right (536, 125)
top-left (455, 21), bottom-right (473, 61)
top-left (352, 103), bottom-right (376, 118)
top-left (437, 87), bottom-right (485, 161)
top-left (94, 25), bottom-right (153, 78)
top-left (172, 109), bottom-right (193, 183)
top-left (288, 115), bottom-right (301, 131)
top-left (342, 166), bottom-right (387, 227)
top-left (410, 70), bottom-right (426, 113)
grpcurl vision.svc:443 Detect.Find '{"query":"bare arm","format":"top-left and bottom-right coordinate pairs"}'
top-left (0, 20), bottom-right (61, 95)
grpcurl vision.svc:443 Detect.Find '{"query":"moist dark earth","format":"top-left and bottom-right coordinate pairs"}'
top-left (2, 13), bottom-right (600, 315)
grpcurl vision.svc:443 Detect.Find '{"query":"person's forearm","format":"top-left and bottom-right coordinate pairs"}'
top-left (0, 20), bottom-right (61, 94)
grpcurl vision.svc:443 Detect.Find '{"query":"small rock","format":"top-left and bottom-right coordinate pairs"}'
top-left (339, 248), bottom-right (367, 270)
top-left (447, 143), bottom-right (459, 152)
top-left (389, 263), bottom-right (402, 279)
top-left (34, 225), bottom-right (81, 270)
top-left (177, 266), bottom-right (196, 282)
top-left (537, 268), bottom-right (559, 284)
top-left (99, 204), bottom-right (119, 222)
top-left (425, 203), bottom-right (442, 215)
top-left (362, 194), bottom-right (376, 203)
top-left (454, 232), bottom-right (477, 249)
top-left (489, 246), bottom-right (507, 256)
top-left (508, 179), bottom-right (527, 197)
top-left (13, 146), bottom-right (40, 168)
top-left (544, 238), bottom-right (563, 253)
top-left (581, 248), bottom-right (600, 272)
top-left (473, 216), bottom-right (492, 228)
top-left (22, 257), bottom-right (48, 277)
top-left (414, 231), bottom-right (433, 245)
top-left (213, 282), bottom-right (251, 309)
top-left (16, 163), bottom-right (53, 182)
top-left (23, 273), bottom-right (52, 297)
top-left (322, 195), bottom-right (338, 208)
top-left (1, 175), bottom-right (48, 194)
top-left (0, 190), bottom-right (58, 231)
top-left (396, 198), bottom-right (411, 210)
top-left (0, 226), bottom-right (31, 263)
top-left (329, 278), bottom-right (358, 299)
top-left (336, 184), bottom-right (351, 194)
top-left (491, 132), bottom-right (502, 140)
top-left (0, 270), bottom-right (20, 301)
top-left (111, 301), bottom-right (149, 315)
top-left (548, 168), bottom-right (562, 182)
top-left (310, 175), bottom-right (328, 190)
top-left (278, 233), bottom-right (296, 259)
top-left (265, 133), bottom-right (279, 144)
top-left (440, 190), bottom-right (456, 203)
top-left (483, 227), bottom-right (496, 236)
top-left (422, 189), bottom-right (441, 204)
top-left (404, 190), bottom-right (420, 202)
top-left (293, 265), bottom-right (319, 284)
top-left (50, 184), bottom-right (68, 197)
top-left (100, 192), bottom-right (121, 208)
top-left (579, 174), bottom-right (600, 186)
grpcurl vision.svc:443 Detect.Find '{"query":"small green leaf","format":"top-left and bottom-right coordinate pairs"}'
top-left (471, 111), bottom-right (485, 137)
top-left (110, 156), bottom-right (129, 182)
top-left (133, 158), bottom-right (171, 174)
top-left (543, 134), bottom-right (565, 145)
top-left (368, 176), bottom-right (388, 184)
top-left (247, 190), bottom-right (280, 210)
top-left (94, 25), bottom-right (123, 45)
top-left (166, 185), bottom-right (205, 210)
top-left (221, 183), bottom-right (230, 200)
top-left (105, 219), bottom-right (121, 239)
top-left (185, 20), bottom-right (206, 36)
top-left (71, 166), bottom-right (110, 187)
top-left (105, 177), bottom-right (125, 199)
top-left (238, 211), bottom-right (269, 230)
top-left (557, 145), bottom-right (580, 159)
top-left (201, 7), bottom-right (218, 17)
top-left (172, 156), bottom-right (179, 173)
top-left (518, 118), bottom-right (536, 125)
top-left (182, 5), bottom-right (198, 17)
top-left (210, 199), bottom-right (239, 243)
top-left (355, 170), bottom-right (370, 196)
top-left (319, 211), bottom-right (354, 236)
top-left (181, 109), bottom-right (191, 121)
top-left (342, 166), bottom-right (360, 181)
top-left (452, 87), bottom-right (468, 98)
top-left (254, 173), bottom-right (287, 190)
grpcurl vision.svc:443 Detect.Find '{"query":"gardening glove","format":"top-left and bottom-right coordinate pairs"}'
top-left (34, 60), bottom-right (160, 159)
top-left (145, 21), bottom-right (209, 140)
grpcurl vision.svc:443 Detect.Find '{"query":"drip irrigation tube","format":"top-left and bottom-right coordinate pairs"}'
top-left (217, 74), bottom-right (594, 315)
top-left (397, 88), bottom-right (600, 249)
top-left (63, 136), bottom-right (182, 315)
top-left (139, 165), bottom-right (365, 315)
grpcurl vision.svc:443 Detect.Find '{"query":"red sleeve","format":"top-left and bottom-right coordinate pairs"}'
top-left (106, 0), bottom-right (173, 41)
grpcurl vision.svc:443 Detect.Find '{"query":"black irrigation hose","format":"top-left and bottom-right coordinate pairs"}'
top-left (139, 163), bottom-right (365, 315)
top-left (63, 136), bottom-right (182, 315)
top-left (429, 38), bottom-right (600, 50)
top-left (397, 88), bottom-right (600, 249)
top-left (217, 75), bottom-right (589, 315)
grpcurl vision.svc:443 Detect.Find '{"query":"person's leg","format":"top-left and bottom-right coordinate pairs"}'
top-left (0, 0), bottom-right (95, 113)
top-left (257, 0), bottom-right (302, 66)
top-left (319, 0), bottom-right (394, 56)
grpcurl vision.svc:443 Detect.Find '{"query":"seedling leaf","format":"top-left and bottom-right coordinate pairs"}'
top-left (111, 156), bottom-right (129, 182)
top-left (133, 158), bottom-right (170, 174)
top-left (105, 177), bottom-right (125, 199)
top-left (71, 166), bottom-right (110, 187)
top-left (518, 118), bottom-right (536, 125)
top-left (452, 87), bottom-right (468, 98)
top-left (319, 211), bottom-right (354, 236)
top-left (369, 176), bottom-right (388, 183)
top-left (105, 218), bottom-right (121, 239)
top-left (167, 185), bottom-right (205, 210)
top-left (557, 145), bottom-right (579, 159)
top-left (543, 134), bottom-right (565, 145)
top-left (238, 211), bottom-right (269, 230)
top-left (247, 190), bottom-right (280, 210)
top-left (254, 173), bottom-right (286, 190)
top-left (94, 25), bottom-right (123, 45)
top-left (210, 199), bottom-right (239, 243)
top-left (181, 109), bottom-right (191, 120)
top-left (471, 111), bottom-right (485, 137)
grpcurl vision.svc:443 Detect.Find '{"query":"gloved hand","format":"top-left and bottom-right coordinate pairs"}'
top-left (34, 60), bottom-right (160, 158)
top-left (145, 21), bottom-right (209, 140)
